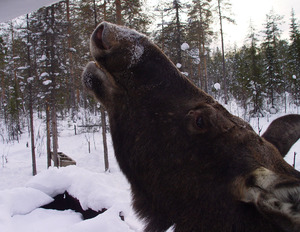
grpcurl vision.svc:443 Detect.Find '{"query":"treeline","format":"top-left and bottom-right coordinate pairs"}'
top-left (152, 2), bottom-right (300, 117)
top-left (0, 0), bottom-right (148, 172)
top-left (0, 0), bottom-right (300, 156)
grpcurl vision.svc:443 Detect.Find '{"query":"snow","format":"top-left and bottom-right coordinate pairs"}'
top-left (43, 80), bottom-right (52, 86)
top-left (214, 82), bottom-right (221, 90)
top-left (181, 71), bottom-right (189, 76)
top-left (27, 77), bottom-right (34, 82)
top-left (181, 42), bottom-right (190, 51)
top-left (26, 166), bottom-right (132, 212)
top-left (9, 208), bottom-right (82, 232)
top-left (176, 63), bottom-right (182, 68)
top-left (110, 23), bottom-right (145, 44)
top-left (105, 22), bottom-right (145, 68)
top-left (40, 72), bottom-right (49, 79)
top-left (0, 116), bottom-right (144, 232)
top-left (39, 55), bottom-right (48, 62)
top-left (130, 44), bottom-right (144, 67)
top-left (269, 107), bottom-right (277, 114)
top-left (0, 187), bottom-right (53, 216)
top-left (69, 48), bottom-right (77, 53)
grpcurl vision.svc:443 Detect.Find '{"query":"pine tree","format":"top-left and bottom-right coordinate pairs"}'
top-left (216, 0), bottom-right (235, 104)
top-left (207, 48), bottom-right (223, 98)
top-left (28, 2), bottom-right (70, 167)
top-left (289, 8), bottom-right (300, 105)
top-left (230, 46), bottom-right (251, 112)
top-left (153, 0), bottom-right (187, 69)
top-left (187, 0), bottom-right (213, 91)
top-left (4, 21), bottom-right (26, 141)
top-left (246, 23), bottom-right (265, 116)
top-left (152, 4), bottom-right (168, 52)
top-left (122, 0), bottom-right (149, 33)
top-left (262, 10), bottom-right (284, 108)
top-left (0, 34), bottom-right (7, 118)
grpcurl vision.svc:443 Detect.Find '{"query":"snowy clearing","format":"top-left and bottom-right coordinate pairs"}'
top-left (0, 116), bottom-right (144, 232)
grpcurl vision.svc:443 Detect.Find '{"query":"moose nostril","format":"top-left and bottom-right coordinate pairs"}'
top-left (96, 24), bottom-right (104, 41)
top-left (93, 23), bottom-right (108, 50)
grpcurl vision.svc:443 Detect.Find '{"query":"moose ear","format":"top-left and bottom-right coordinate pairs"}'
top-left (234, 167), bottom-right (300, 232)
top-left (262, 115), bottom-right (300, 157)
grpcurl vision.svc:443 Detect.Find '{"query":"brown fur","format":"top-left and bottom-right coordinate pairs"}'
top-left (82, 22), bottom-right (300, 232)
top-left (262, 114), bottom-right (300, 157)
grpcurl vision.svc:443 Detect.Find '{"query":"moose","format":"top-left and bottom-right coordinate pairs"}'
top-left (82, 22), bottom-right (300, 232)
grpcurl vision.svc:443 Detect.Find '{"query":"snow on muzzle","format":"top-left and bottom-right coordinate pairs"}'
top-left (82, 62), bottom-right (106, 94)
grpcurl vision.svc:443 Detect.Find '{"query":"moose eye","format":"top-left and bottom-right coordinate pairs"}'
top-left (196, 116), bottom-right (204, 128)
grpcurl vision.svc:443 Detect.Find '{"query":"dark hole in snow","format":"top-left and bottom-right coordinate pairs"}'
top-left (41, 191), bottom-right (107, 220)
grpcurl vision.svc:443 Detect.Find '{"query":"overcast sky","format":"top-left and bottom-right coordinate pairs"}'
top-left (0, 0), bottom-right (57, 23)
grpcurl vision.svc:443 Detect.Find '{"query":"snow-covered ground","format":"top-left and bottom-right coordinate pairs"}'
top-left (0, 116), bottom-right (144, 232)
top-left (0, 106), bottom-right (300, 232)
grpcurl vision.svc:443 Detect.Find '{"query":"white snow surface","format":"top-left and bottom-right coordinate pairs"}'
top-left (0, 187), bottom-right (53, 217)
top-left (0, 0), bottom-right (59, 23)
top-left (43, 80), bottom-right (52, 85)
top-left (176, 63), bottom-right (182, 68)
top-left (214, 83), bottom-right (221, 90)
top-left (26, 166), bottom-right (131, 212)
top-left (181, 42), bottom-right (190, 51)
top-left (0, 115), bottom-right (144, 232)
top-left (24, 166), bottom-right (138, 232)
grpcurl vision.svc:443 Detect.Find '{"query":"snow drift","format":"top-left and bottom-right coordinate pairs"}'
top-left (0, 166), bottom-right (142, 232)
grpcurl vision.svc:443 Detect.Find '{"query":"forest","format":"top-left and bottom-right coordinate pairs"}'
top-left (0, 0), bottom-right (300, 171)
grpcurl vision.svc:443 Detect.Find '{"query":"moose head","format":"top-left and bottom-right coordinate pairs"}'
top-left (83, 22), bottom-right (300, 232)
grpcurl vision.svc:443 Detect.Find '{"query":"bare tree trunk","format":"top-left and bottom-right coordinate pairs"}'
top-left (46, 102), bottom-right (51, 168)
top-left (197, 62), bottom-right (202, 88)
top-left (29, 95), bottom-right (37, 175)
top-left (197, 29), bottom-right (203, 89)
top-left (50, 5), bottom-right (58, 167)
top-left (26, 14), bottom-right (37, 176)
top-left (115, 0), bottom-right (122, 25)
top-left (103, 0), bottom-right (107, 21)
top-left (101, 106), bottom-right (109, 171)
top-left (93, 0), bottom-right (98, 27)
top-left (217, 0), bottom-right (228, 104)
top-left (174, 0), bottom-right (182, 65)
top-left (51, 102), bottom-right (58, 167)
top-left (66, 0), bottom-right (76, 118)
top-left (202, 42), bottom-right (208, 93)
top-left (93, 0), bottom-right (109, 172)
